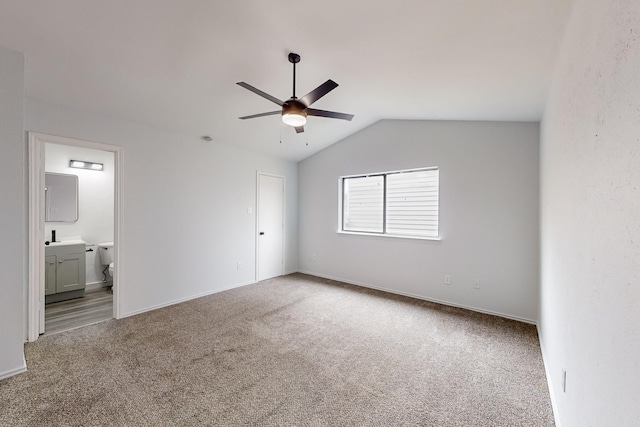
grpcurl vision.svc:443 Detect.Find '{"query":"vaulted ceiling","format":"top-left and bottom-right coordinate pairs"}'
top-left (0, 0), bottom-right (574, 161)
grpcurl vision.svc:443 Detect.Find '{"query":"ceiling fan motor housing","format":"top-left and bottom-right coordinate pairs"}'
top-left (282, 99), bottom-right (307, 117)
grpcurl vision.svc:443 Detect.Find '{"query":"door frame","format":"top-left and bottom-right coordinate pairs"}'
top-left (255, 171), bottom-right (285, 282)
top-left (27, 132), bottom-right (123, 341)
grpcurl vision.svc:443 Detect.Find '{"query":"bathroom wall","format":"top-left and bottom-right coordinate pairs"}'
top-left (45, 143), bottom-right (115, 285)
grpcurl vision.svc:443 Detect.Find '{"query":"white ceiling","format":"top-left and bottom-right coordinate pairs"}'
top-left (0, 0), bottom-right (574, 161)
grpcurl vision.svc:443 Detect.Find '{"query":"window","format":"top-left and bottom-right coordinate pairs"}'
top-left (340, 167), bottom-right (439, 239)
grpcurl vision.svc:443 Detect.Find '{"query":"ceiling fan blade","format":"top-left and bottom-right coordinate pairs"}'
top-left (239, 111), bottom-right (281, 120)
top-left (295, 126), bottom-right (305, 134)
top-left (307, 108), bottom-right (354, 121)
top-left (299, 80), bottom-right (339, 107)
top-left (236, 82), bottom-right (284, 106)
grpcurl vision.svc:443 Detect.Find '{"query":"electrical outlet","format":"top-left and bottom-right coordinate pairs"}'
top-left (247, 207), bottom-right (253, 215)
top-left (311, 254), bottom-right (317, 262)
top-left (444, 274), bottom-right (452, 285)
top-left (473, 279), bottom-right (480, 289)
top-left (236, 262), bottom-right (242, 270)
top-left (562, 368), bottom-right (567, 393)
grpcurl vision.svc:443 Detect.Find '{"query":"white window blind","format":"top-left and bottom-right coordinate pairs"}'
top-left (343, 175), bottom-right (383, 233)
top-left (341, 168), bottom-right (439, 239)
top-left (386, 169), bottom-right (439, 238)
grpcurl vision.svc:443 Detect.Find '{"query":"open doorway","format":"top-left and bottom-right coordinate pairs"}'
top-left (28, 133), bottom-right (122, 341)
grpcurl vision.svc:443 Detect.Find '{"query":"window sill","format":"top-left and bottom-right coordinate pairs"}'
top-left (337, 230), bottom-right (441, 242)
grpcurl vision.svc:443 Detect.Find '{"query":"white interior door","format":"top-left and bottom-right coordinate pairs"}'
top-left (257, 173), bottom-right (284, 281)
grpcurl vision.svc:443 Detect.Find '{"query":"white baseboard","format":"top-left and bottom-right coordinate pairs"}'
top-left (295, 270), bottom-right (537, 325)
top-left (120, 280), bottom-right (257, 319)
top-left (0, 357), bottom-right (27, 380)
top-left (86, 281), bottom-right (111, 292)
top-left (537, 328), bottom-right (562, 427)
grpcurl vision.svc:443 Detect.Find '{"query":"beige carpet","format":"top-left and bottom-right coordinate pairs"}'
top-left (0, 273), bottom-right (554, 426)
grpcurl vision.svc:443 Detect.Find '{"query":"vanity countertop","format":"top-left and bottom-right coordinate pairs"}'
top-left (47, 239), bottom-right (86, 247)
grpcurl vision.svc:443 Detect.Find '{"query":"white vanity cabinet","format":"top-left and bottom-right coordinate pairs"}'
top-left (45, 242), bottom-right (86, 302)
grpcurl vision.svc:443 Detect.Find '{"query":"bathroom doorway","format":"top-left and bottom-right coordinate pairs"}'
top-left (28, 133), bottom-right (123, 341)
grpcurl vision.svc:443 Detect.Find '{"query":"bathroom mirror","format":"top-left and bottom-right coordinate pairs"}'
top-left (45, 172), bottom-right (79, 222)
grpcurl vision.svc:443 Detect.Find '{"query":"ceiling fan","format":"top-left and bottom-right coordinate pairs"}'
top-left (237, 53), bottom-right (354, 133)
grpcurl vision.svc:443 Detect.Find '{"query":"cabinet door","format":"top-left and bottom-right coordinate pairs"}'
top-left (45, 255), bottom-right (56, 295)
top-left (56, 253), bottom-right (85, 293)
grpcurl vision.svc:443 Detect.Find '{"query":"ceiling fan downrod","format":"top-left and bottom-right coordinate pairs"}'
top-left (288, 52), bottom-right (300, 99)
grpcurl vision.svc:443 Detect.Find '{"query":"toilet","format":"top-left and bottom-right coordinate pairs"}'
top-left (98, 242), bottom-right (115, 281)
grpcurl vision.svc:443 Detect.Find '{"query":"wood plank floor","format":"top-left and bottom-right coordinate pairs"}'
top-left (45, 288), bottom-right (113, 335)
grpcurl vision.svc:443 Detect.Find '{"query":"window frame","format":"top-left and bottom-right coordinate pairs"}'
top-left (338, 166), bottom-right (440, 241)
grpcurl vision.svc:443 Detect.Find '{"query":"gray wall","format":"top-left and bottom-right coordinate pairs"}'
top-left (0, 45), bottom-right (26, 379)
top-left (26, 97), bottom-right (298, 318)
top-left (539, 0), bottom-right (640, 425)
top-left (298, 120), bottom-right (540, 322)
top-left (1, 48), bottom-right (299, 377)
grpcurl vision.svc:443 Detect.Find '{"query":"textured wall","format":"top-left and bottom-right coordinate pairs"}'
top-left (539, 0), bottom-right (640, 425)
top-left (0, 45), bottom-right (26, 379)
top-left (299, 120), bottom-right (540, 322)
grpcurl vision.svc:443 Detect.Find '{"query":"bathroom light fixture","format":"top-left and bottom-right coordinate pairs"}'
top-left (69, 160), bottom-right (104, 171)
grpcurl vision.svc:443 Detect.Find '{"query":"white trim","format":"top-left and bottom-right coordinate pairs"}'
top-left (338, 166), bottom-right (440, 240)
top-left (121, 280), bottom-right (256, 319)
top-left (255, 172), bottom-right (259, 283)
top-left (336, 230), bottom-right (442, 241)
top-left (340, 165), bottom-right (439, 179)
top-left (296, 270), bottom-right (537, 325)
top-left (113, 143), bottom-right (123, 320)
top-left (0, 361), bottom-right (27, 381)
top-left (538, 328), bottom-right (563, 427)
top-left (27, 136), bottom-right (45, 341)
top-left (255, 172), bottom-right (286, 282)
top-left (27, 132), bottom-right (123, 341)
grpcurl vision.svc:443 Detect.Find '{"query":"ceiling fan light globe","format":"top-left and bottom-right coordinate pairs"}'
top-left (282, 113), bottom-right (307, 127)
